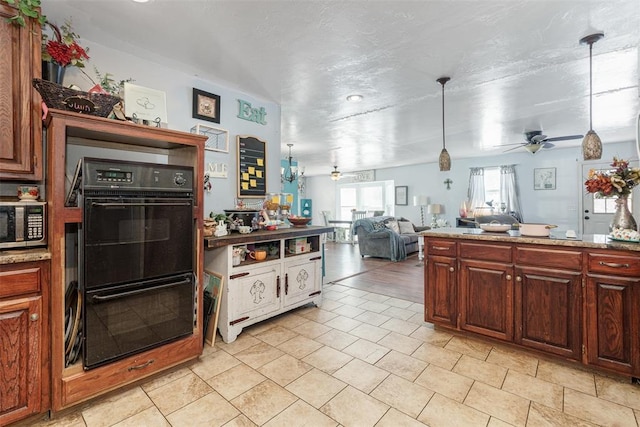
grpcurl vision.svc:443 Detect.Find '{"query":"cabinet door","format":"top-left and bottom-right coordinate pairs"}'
top-left (426, 256), bottom-right (457, 328)
top-left (0, 7), bottom-right (42, 180)
top-left (283, 256), bottom-right (321, 308)
top-left (228, 265), bottom-right (280, 324)
top-left (0, 296), bottom-right (42, 425)
top-left (515, 267), bottom-right (582, 359)
top-left (459, 259), bottom-right (513, 341)
top-left (585, 275), bottom-right (640, 375)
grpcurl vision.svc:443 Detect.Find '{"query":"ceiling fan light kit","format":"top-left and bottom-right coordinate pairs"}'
top-left (580, 31), bottom-right (605, 161)
top-left (330, 165), bottom-right (341, 181)
top-left (437, 76), bottom-right (451, 171)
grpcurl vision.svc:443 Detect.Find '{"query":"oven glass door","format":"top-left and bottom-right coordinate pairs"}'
top-left (83, 273), bottom-right (194, 369)
top-left (83, 197), bottom-right (193, 289)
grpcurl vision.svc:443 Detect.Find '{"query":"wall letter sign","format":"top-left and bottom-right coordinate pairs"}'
top-left (237, 99), bottom-right (267, 125)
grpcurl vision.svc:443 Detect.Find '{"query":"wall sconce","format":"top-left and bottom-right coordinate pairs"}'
top-left (413, 194), bottom-right (428, 226)
top-left (427, 204), bottom-right (443, 228)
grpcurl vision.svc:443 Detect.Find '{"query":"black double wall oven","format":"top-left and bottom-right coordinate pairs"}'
top-left (79, 158), bottom-right (195, 370)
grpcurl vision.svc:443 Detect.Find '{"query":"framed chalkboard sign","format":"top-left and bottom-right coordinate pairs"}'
top-left (237, 135), bottom-right (267, 198)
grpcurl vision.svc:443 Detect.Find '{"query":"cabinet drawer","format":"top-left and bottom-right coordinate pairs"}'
top-left (0, 265), bottom-right (41, 298)
top-left (459, 242), bottom-right (511, 263)
top-left (516, 246), bottom-right (582, 270)
top-left (427, 240), bottom-right (456, 257)
top-left (587, 253), bottom-right (640, 277)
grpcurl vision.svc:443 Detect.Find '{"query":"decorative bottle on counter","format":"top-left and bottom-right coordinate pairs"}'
top-left (610, 196), bottom-right (638, 231)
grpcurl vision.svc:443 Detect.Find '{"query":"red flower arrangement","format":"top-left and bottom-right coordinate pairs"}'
top-left (584, 157), bottom-right (640, 198)
top-left (42, 19), bottom-right (89, 68)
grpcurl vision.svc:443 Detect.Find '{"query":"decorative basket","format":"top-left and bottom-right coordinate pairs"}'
top-left (32, 78), bottom-right (121, 118)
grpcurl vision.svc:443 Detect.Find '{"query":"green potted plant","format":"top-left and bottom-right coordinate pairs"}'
top-left (1, 0), bottom-right (45, 27)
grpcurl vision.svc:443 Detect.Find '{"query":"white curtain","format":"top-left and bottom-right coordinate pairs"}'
top-left (500, 165), bottom-right (522, 221)
top-left (467, 167), bottom-right (485, 212)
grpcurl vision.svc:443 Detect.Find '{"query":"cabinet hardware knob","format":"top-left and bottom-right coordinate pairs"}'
top-left (449, 267), bottom-right (454, 272)
top-left (506, 275), bottom-right (512, 280)
top-left (599, 261), bottom-right (629, 268)
top-left (516, 276), bottom-right (522, 282)
top-left (30, 313), bottom-right (39, 321)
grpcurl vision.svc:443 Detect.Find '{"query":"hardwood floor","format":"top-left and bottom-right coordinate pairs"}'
top-left (323, 241), bottom-right (424, 303)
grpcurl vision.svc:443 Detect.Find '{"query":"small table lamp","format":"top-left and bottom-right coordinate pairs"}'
top-left (413, 194), bottom-right (428, 226)
top-left (427, 204), bottom-right (442, 228)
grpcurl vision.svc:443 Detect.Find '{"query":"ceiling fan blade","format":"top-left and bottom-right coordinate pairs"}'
top-left (495, 143), bottom-right (525, 148)
top-left (542, 142), bottom-right (555, 149)
top-left (530, 134), bottom-right (548, 143)
top-left (543, 134), bottom-right (584, 142)
top-left (503, 145), bottom-right (524, 153)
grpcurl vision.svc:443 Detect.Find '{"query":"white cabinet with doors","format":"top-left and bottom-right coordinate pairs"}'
top-left (204, 229), bottom-right (327, 343)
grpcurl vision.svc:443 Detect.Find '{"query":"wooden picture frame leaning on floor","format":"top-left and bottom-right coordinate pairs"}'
top-left (203, 270), bottom-right (225, 346)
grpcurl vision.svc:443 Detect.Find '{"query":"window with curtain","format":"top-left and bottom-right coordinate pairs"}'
top-left (467, 166), bottom-right (522, 220)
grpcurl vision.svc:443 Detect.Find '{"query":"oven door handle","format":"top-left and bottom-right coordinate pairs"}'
top-left (91, 201), bottom-right (192, 207)
top-left (90, 278), bottom-right (191, 302)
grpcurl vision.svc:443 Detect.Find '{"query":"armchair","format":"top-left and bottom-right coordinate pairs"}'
top-left (353, 216), bottom-right (429, 261)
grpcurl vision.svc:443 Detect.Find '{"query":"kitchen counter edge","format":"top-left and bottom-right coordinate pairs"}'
top-left (0, 248), bottom-right (52, 265)
top-left (205, 226), bottom-right (334, 249)
top-left (419, 228), bottom-right (640, 252)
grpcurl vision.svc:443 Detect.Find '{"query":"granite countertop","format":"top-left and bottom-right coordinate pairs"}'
top-left (0, 248), bottom-right (52, 265)
top-left (419, 227), bottom-right (640, 252)
top-left (205, 225), bottom-right (334, 249)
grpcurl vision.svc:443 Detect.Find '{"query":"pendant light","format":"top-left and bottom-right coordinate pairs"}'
top-left (437, 77), bottom-right (451, 171)
top-left (580, 32), bottom-right (604, 160)
top-left (281, 143), bottom-right (298, 183)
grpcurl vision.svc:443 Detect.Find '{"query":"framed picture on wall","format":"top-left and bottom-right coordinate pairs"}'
top-left (192, 88), bottom-right (221, 123)
top-left (395, 186), bottom-right (408, 205)
top-left (534, 167), bottom-right (556, 190)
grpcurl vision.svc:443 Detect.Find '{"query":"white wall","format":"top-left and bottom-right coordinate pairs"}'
top-left (307, 141), bottom-right (638, 233)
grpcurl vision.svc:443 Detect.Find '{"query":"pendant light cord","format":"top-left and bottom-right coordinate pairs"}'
top-left (589, 42), bottom-right (593, 131)
top-left (441, 82), bottom-right (446, 149)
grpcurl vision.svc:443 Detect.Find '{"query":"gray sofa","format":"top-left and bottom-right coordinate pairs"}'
top-left (353, 216), bottom-right (429, 261)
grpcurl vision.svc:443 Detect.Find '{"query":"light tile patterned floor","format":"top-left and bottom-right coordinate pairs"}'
top-left (32, 283), bottom-right (640, 427)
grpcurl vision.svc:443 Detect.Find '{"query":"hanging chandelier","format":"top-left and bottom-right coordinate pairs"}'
top-left (437, 77), bottom-right (451, 171)
top-left (330, 165), bottom-right (341, 181)
top-left (580, 32), bottom-right (604, 161)
top-left (281, 143), bottom-right (299, 183)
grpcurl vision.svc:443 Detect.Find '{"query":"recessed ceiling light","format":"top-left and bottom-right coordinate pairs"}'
top-left (346, 94), bottom-right (363, 102)
top-left (132, 0), bottom-right (150, 3)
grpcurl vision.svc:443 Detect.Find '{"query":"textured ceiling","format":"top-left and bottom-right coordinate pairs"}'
top-left (43, 0), bottom-right (639, 176)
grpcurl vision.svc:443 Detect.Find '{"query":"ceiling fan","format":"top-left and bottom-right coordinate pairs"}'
top-left (499, 130), bottom-right (584, 154)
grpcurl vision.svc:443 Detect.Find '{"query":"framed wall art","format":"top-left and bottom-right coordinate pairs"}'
top-left (123, 82), bottom-right (168, 124)
top-left (534, 167), bottom-right (556, 190)
top-left (192, 88), bottom-right (221, 123)
top-left (395, 186), bottom-right (408, 205)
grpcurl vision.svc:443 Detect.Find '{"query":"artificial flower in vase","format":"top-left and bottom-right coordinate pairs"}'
top-left (584, 157), bottom-right (640, 231)
top-left (41, 18), bottom-right (89, 84)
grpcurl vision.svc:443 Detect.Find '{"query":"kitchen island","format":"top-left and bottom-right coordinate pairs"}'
top-left (204, 226), bottom-right (333, 343)
top-left (421, 228), bottom-right (640, 379)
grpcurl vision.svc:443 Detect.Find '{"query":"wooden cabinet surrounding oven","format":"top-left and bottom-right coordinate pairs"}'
top-left (424, 235), bottom-right (640, 378)
top-left (0, 5), bottom-right (43, 180)
top-left (0, 259), bottom-right (50, 426)
top-left (45, 109), bottom-right (205, 411)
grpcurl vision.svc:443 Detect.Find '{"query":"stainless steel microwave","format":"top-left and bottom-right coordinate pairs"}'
top-left (0, 201), bottom-right (47, 250)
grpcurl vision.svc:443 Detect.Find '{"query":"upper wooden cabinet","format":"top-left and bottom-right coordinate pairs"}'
top-left (0, 5), bottom-right (43, 181)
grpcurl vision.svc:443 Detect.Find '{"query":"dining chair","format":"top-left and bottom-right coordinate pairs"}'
top-left (321, 210), bottom-right (335, 241)
top-left (350, 210), bottom-right (368, 245)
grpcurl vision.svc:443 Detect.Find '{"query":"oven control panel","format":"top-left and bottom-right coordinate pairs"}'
top-left (82, 158), bottom-right (194, 193)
